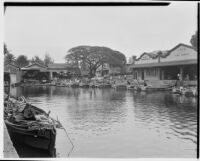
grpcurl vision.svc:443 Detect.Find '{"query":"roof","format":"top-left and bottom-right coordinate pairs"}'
top-left (135, 52), bottom-right (159, 61)
top-left (160, 43), bottom-right (196, 58)
top-left (135, 43), bottom-right (195, 61)
top-left (47, 63), bottom-right (68, 69)
top-left (4, 62), bottom-right (20, 74)
top-left (21, 63), bottom-right (47, 71)
top-left (131, 59), bottom-right (197, 68)
top-left (22, 62), bottom-right (47, 68)
top-left (4, 62), bottom-right (20, 69)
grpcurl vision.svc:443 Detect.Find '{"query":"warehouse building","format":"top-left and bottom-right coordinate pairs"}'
top-left (130, 43), bottom-right (197, 83)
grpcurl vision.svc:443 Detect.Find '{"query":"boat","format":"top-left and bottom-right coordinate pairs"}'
top-left (172, 87), bottom-right (182, 94)
top-left (70, 82), bottom-right (79, 88)
top-left (4, 96), bottom-right (60, 157)
top-left (79, 82), bottom-right (90, 88)
top-left (180, 87), bottom-right (198, 97)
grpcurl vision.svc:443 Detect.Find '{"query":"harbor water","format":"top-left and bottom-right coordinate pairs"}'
top-left (5, 86), bottom-right (197, 158)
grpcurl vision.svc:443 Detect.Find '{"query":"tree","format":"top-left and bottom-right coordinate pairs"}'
top-left (16, 55), bottom-right (29, 67)
top-left (190, 31), bottom-right (197, 50)
top-left (44, 53), bottom-right (54, 66)
top-left (31, 56), bottom-right (45, 66)
top-left (4, 53), bottom-right (16, 64)
top-left (4, 43), bottom-right (9, 55)
top-left (65, 46), bottom-right (126, 78)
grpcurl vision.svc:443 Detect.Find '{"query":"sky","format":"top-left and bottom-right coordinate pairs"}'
top-left (4, 2), bottom-right (197, 63)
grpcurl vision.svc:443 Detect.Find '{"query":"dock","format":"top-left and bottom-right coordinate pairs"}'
top-left (3, 122), bottom-right (19, 158)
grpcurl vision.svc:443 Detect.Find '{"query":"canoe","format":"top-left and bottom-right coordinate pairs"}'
top-left (4, 97), bottom-right (58, 157)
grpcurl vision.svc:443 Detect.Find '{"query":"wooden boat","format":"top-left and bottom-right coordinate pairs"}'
top-left (70, 83), bottom-right (79, 88)
top-left (4, 96), bottom-right (59, 157)
top-left (112, 84), bottom-right (127, 90)
top-left (172, 87), bottom-right (181, 94)
top-left (79, 82), bottom-right (90, 88)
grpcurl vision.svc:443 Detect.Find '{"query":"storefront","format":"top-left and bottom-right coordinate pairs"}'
top-left (130, 43), bottom-right (197, 81)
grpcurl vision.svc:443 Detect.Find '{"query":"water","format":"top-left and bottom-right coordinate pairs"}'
top-left (6, 86), bottom-right (197, 158)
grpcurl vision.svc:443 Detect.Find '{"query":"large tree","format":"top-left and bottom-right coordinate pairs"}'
top-left (190, 31), bottom-right (198, 50)
top-left (4, 53), bottom-right (16, 64)
top-left (44, 53), bottom-right (54, 66)
top-left (65, 46), bottom-right (126, 78)
top-left (31, 56), bottom-right (45, 66)
top-left (16, 55), bottom-right (29, 67)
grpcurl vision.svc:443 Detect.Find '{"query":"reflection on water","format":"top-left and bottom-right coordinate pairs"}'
top-left (5, 86), bottom-right (197, 157)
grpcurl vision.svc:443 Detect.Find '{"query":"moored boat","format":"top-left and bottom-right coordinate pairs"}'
top-left (4, 96), bottom-right (60, 157)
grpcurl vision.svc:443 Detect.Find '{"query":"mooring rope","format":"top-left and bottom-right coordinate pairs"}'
top-left (56, 116), bottom-right (74, 157)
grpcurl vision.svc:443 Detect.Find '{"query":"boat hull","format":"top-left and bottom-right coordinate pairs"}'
top-left (5, 120), bottom-right (56, 157)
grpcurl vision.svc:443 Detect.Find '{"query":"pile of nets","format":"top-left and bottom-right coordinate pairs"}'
top-left (4, 95), bottom-right (57, 131)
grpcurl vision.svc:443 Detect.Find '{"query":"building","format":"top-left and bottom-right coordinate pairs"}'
top-left (130, 43), bottom-right (197, 82)
top-left (96, 63), bottom-right (123, 77)
top-left (21, 63), bottom-right (80, 81)
top-left (4, 63), bottom-right (22, 85)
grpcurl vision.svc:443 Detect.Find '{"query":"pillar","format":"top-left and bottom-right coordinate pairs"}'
top-left (157, 68), bottom-right (161, 80)
top-left (179, 66), bottom-right (183, 81)
top-left (161, 70), bottom-right (164, 80)
top-left (49, 71), bottom-right (53, 81)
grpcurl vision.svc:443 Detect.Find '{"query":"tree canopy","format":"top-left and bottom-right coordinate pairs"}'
top-left (4, 53), bottom-right (16, 64)
top-left (4, 44), bottom-right (9, 55)
top-left (16, 55), bottom-right (29, 67)
top-left (65, 46), bottom-right (126, 77)
top-left (31, 56), bottom-right (45, 66)
top-left (190, 31), bottom-right (197, 50)
top-left (44, 53), bottom-right (54, 66)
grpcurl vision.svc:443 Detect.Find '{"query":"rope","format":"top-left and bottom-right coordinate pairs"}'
top-left (56, 116), bottom-right (74, 157)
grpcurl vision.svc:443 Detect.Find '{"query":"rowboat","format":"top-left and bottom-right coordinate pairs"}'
top-left (4, 96), bottom-right (59, 157)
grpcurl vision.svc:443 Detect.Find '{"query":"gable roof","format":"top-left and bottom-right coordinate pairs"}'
top-left (160, 43), bottom-right (196, 58)
top-left (135, 51), bottom-right (161, 61)
top-left (135, 43), bottom-right (196, 61)
top-left (4, 62), bottom-right (20, 69)
top-left (22, 62), bottom-right (47, 69)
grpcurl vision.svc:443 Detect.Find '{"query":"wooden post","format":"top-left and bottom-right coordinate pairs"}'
top-left (49, 71), bottom-right (53, 81)
top-left (179, 66), bottom-right (183, 81)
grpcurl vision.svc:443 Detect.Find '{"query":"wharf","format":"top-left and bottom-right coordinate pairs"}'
top-left (3, 122), bottom-right (19, 158)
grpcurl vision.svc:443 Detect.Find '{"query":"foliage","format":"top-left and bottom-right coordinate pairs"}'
top-left (4, 53), bottom-right (16, 64)
top-left (190, 31), bottom-right (197, 50)
top-left (16, 55), bottom-right (29, 67)
top-left (44, 53), bottom-right (54, 66)
top-left (31, 56), bottom-right (45, 66)
top-left (4, 44), bottom-right (9, 55)
top-left (4, 44), bottom-right (16, 64)
top-left (65, 46), bottom-right (126, 78)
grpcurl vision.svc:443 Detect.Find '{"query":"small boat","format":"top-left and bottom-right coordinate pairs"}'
top-left (112, 84), bottom-right (127, 90)
top-left (127, 85), bottom-right (135, 90)
top-left (97, 83), bottom-right (112, 88)
top-left (172, 87), bottom-right (182, 94)
top-left (79, 82), bottom-right (90, 88)
top-left (181, 87), bottom-right (198, 97)
top-left (4, 96), bottom-right (60, 157)
top-left (70, 83), bottom-right (79, 88)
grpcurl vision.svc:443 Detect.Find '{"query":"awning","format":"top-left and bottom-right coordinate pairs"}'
top-left (130, 59), bottom-right (197, 69)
